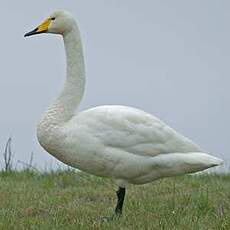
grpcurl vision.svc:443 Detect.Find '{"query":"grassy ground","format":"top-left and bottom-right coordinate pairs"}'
top-left (0, 170), bottom-right (229, 230)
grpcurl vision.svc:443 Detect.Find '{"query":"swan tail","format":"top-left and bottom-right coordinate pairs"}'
top-left (152, 152), bottom-right (223, 177)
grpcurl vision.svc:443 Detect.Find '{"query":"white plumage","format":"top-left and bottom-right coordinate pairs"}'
top-left (25, 10), bottom-right (223, 216)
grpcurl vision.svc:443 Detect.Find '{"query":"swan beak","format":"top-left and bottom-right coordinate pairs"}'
top-left (24, 18), bottom-right (51, 37)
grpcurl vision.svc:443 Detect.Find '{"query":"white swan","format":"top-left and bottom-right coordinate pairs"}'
top-left (25, 10), bottom-right (223, 216)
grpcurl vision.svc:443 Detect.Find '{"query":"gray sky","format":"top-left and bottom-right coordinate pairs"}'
top-left (0, 1), bottom-right (229, 171)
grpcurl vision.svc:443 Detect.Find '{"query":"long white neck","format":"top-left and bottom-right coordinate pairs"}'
top-left (40, 25), bottom-right (85, 127)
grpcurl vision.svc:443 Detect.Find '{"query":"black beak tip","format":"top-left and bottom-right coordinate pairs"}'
top-left (24, 28), bottom-right (38, 37)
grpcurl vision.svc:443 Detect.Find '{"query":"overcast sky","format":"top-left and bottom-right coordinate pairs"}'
top-left (0, 1), bottom-right (229, 171)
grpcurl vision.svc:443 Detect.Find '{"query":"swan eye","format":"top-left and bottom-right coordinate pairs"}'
top-left (51, 17), bottom-right (56, 21)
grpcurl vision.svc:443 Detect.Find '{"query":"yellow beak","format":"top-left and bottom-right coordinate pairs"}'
top-left (24, 18), bottom-right (52, 37)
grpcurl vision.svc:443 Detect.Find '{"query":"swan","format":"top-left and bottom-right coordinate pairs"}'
top-left (24, 10), bottom-right (223, 216)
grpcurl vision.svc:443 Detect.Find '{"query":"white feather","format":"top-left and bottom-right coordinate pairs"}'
top-left (30, 10), bottom-right (222, 188)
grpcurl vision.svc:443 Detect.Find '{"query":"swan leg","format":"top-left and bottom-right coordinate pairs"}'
top-left (115, 187), bottom-right (126, 215)
top-left (99, 187), bottom-right (126, 222)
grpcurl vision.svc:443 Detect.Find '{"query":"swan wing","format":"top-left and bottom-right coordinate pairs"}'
top-left (70, 105), bottom-right (202, 157)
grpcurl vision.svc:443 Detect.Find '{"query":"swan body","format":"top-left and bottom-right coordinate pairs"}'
top-left (38, 104), bottom-right (221, 186)
top-left (25, 10), bottom-right (223, 215)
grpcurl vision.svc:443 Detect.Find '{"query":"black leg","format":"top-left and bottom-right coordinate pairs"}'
top-left (99, 187), bottom-right (126, 222)
top-left (115, 187), bottom-right (126, 215)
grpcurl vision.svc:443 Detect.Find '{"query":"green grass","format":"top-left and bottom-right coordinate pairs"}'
top-left (0, 170), bottom-right (229, 230)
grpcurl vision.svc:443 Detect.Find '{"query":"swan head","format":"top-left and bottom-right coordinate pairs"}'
top-left (24, 10), bottom-right (76, 37)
